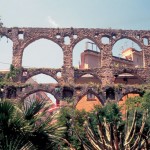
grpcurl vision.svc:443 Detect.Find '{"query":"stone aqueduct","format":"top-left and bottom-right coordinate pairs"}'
top-left (0, 27), bottom-right (150, 104)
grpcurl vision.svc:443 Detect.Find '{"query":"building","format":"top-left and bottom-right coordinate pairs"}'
top-left (79, 45), bottom-right (143, 69)
top-left (76, 43), bottom-right (143, 111)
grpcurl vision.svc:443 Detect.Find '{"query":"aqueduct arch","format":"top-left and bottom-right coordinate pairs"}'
top-left (22, 38), bottom-right (63, 68)
top-left (73, 38), bottom-right (101, 68)
top-left (75, 88), bottom-right (104, 107)
top-left (111, 36), bottom-right (144, 48)
top-left (0, 27), bottom-right (150, 105)
top-left (18, 83), bottom-right (61, 101)
top-left (0, 27), bottom-right (149, 69)
top-left (22, 68), bottom-right (62, 83)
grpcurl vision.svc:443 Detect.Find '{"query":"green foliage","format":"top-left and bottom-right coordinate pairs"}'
top-left (58, 106), bottom-right (88, 150)
top-left (125, 90), bottom-right (150, 109)
top-left (125, 91), bottom-right (150, 118)
top-left (77, 107), bottom-right (149, 149)
top-left (5, 64), bottom-right (21, 81)
top-left (125, 91), bottom-right (150, 143)
top-left (62, 102), bottom-right (149, 149)
top-left (142, 91), bottom-right (150, 111)
top-left (0, 98), bottom-right (66, 150)
top-left (125, 95), bottom-right (142, 111)
top-left (91, 103), bottom-right (122, 124)
top-left (57, 103), bottom-right (124, 149)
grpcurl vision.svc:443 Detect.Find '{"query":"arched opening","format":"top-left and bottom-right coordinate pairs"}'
top-left (22, 39), bottom-right (63, 68)
top-left (73, 39), bottom-right (100, 69)
top-left (143, 37), bottom-right (149, 46)
top-left (24, 91), bottom-right (58, 107)
top-left (114, 73), bottom-right (143, 85)
top-left (76, 92), bottom-right (102, 112)
top-left (0, 36), bottom-right (13, 70)
top-left (112, 38), bottom-right (143, 68)
top-left (24, 74), bottom-right (58, 104)
top-left (26, 74), bottom-right (58, 84)
top-left (75, 74), bottom-right (101, 85)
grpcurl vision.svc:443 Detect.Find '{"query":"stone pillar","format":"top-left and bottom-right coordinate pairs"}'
top-left (12, 28), bottom-right (23, 68)
top-left (100, 45), bottom-right (114, 86)
top-left (143, 46), bottom-right (150, 68)
top-left (12, 49), bottom-right (22, 68)
top-left (101, 45), bottom-right (112, 67)
top-left (101, 67), bottom-right (114, 87)
top-left (62, 45), bottom-right (74, 84)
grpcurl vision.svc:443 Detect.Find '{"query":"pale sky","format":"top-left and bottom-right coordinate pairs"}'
top-left (0, 0), bottom-right (150, 70)
top-left (0, 0), bottom-right (150, 102)
top-left (1, 0), bottom-right (150, 29)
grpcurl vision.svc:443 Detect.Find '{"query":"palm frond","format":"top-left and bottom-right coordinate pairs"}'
top-left (23, 98), bottom-right (47, 120)
top-left (0, 135), bottom-right (34, 150)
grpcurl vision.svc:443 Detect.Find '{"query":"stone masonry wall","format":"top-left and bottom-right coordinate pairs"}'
top-left (0, 27), bottom-right (150, 102)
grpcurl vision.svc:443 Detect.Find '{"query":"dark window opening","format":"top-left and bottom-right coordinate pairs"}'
top-left (106, 88), bottom-right (115, 100)
top-left (123, 77), bottom-right (128, 84)
top-left (62, 87), bottom-right (73, 99)
top-left (87, 93), bottom-right (96, 100)
top-left (6, 86), bottom-right (17, 99)
top-left (7, 29), bottom-right (12, 33)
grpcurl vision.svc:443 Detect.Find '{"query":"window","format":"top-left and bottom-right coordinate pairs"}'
top-left (87, 93), bottom-right (95, 100)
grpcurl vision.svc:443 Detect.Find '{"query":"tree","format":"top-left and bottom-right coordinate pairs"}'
top-left (57, 103), bottom-right (124, 149)
top-left (0, 98), bottom-right (66, 150)
top-left (141, 91), bottom-right (150, 111)
top-left (76, 103), bottom-right (149, 150)
top-left (58, 106), bottom-right (88, 150)
top-left (125, 91), bottom-right (150, 112)
top-left (125, 91), bottom-right (150, 147)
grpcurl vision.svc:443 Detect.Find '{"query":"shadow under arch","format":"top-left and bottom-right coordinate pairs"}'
top-left (73, 37), bottom-right (101, 68)
top-left (22, 38), bottom-right (63, 68)
top-left (75, 73), bottom-right (102, 84)
top-left (75, 89), bottom-right (104, 106)
top-left (114, 72), bottom-right (144, 85)
top-left (119, 91), bottom-right (141, 102)
top-left (75, 90), bottom-right (104, 112)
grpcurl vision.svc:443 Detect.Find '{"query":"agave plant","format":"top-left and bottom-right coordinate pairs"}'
top-left (0, 98), bottom-right (66, 150)
top-left (76, 110), bottom-right (149, 150)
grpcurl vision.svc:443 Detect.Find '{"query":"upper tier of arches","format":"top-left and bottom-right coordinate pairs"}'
top-left (0, 27), bottom-right (150, 69)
